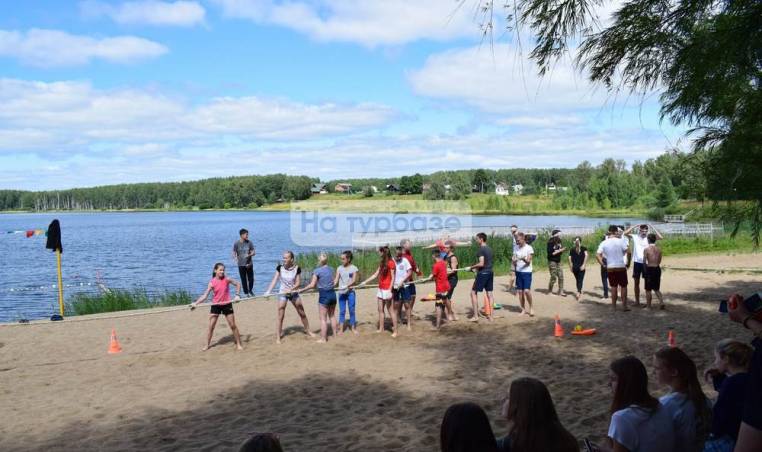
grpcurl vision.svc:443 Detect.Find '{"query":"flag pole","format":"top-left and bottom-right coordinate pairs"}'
top-left (56, 249), bottom-right (64, 316)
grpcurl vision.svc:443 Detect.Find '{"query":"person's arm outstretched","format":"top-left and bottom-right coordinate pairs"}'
top-left (193, 282), bottom-right (213, 306)
top-left (227, 278), bottom-right (241, 300)
top-left (300, 274), bottom-right (319, 292)
top-left (360, 268), bottom-right (380, 286)
top-left (263, 270), bottom-right (279, 296)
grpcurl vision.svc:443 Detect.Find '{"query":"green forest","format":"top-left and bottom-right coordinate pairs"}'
top-left (0, 174), bottom-right (314, 211)
top-left (0, 151), bottom-right (697, 213)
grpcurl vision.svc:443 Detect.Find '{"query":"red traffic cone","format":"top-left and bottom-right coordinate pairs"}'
top-left (554, 315), bottom-right (564, 338)
top-left (667, 330), bottom-right (676, 347)
top-left (108, 328), bottom-right (122, 354)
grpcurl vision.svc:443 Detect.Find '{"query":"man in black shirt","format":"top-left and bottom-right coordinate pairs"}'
top-left (467, 232), bottom-right (494, 322)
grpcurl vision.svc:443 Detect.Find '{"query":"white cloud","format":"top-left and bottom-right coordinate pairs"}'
top-left (495, 115), bottom-right (585, 128)
top-left (81, 1), bottom-right (206, 27)
top-left (408, 43), bottom-right (612, 114)
top-left (188, 97), bottom-right (395, 139)
top-left (211, 0), bottom-right (476, 46)
top-left (0, 79), bottom-right (397, 154)
top-left (0, 28), bottom-right (167, 67)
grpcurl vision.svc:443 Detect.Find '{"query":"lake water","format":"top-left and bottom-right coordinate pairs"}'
top-left (0, 211), bottom-right (641, 322)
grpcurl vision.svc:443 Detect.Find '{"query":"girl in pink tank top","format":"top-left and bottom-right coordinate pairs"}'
top-left (192, 263), bottom-right (244, 351)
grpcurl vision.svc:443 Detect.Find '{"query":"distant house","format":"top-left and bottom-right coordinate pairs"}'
top-left (495, 183), bottom-right (510, 196)
top-left (444, 184), bottom-right (452, 192)
top-left (546, 183), bottom-right (557, 192)
top-left (311, 183), bottom-right (327, 194)
top-left (334, 183), bottom-right (353, 193)
top-left (422, 183), bottom-right (431, 192)
top-left (511, 184), bottom-right (524, 195)
top-left (386, 184), bottom-right (400, 193)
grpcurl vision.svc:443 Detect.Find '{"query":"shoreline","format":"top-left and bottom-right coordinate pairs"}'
top-left (1, 206), bottom-right (647, 218)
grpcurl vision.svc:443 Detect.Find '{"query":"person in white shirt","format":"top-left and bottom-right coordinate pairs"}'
top-left (392, 246), bottom-right (413, 334)
top-left (592, 356), bottom-right (676, 452)
top-left (597, 225), bottom-right (632, 312)
top-left (624, 224), bottom-right (663, 306)
top-left (509, 224), bottom-right (519, 292)
top-left (653, 347), bottom-right (712, 451)
top-left (512, 232), bottom-right (534, 317)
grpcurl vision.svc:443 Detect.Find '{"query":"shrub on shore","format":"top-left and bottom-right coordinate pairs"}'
top-left (67, 289), bottom-right (192, 316)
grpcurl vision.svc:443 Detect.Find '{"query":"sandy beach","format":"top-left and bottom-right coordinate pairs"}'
top-left (1, 252), bottom-right (760, 451)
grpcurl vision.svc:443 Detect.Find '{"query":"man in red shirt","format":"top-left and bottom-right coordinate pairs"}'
top-left (401, 239), bottom-right (423, 323)
top-left (431, 250), bottom-right (451, 330)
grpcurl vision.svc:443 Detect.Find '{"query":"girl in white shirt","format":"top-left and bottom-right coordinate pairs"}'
top-left (653, 347), bottom-right (712, 452)
top-left (594, 356), bottom-right (676, 452)
top-left (264, 250), bottom-right (315, 344)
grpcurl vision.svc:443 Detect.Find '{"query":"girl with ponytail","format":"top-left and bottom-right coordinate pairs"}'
top-left (653, 347), bottom-right (713, 451)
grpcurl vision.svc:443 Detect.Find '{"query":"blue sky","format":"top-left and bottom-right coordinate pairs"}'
top-left (0, 1), bottom-right (684, 190)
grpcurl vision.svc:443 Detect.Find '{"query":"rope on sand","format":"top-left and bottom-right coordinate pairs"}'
top-left (1, 275), bottom-right (442, 327)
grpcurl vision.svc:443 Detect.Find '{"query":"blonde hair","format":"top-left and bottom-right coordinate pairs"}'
top-left (715, 339), bottom-right (753, 370)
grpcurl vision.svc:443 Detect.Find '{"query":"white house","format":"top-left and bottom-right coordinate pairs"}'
top-left (495, 183), bottom-right (510, 196)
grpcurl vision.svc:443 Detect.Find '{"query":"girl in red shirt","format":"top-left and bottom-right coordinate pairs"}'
top-left (361, 246), bottom-right (397, 336)
top-left (430, 250), bottom-right (451, 330)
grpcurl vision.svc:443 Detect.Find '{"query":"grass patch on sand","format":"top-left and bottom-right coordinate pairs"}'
top-left (66, 288), bottom-right (192, 316)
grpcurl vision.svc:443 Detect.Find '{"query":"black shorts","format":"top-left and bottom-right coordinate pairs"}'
top-left (472, 271), bottom-right (494, 292)
top-left (644, 266), bottom-right (661, 291)
top-left (393, 286), bottom-right (411, 302)
top-left (446, 276), bottom-right (458, 299)
top-left (407, 283), bottom-right (416, 296)
top-left (210, 303), bottom-right (234, 316)
top-left (435, 292), bottom-right (448, 308)
top-left (633, 262), bottom-right (645, 279)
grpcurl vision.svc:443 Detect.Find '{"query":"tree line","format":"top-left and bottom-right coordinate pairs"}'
top-left (0, 175), bottom-right (314, 211)
top-left (327, 151), bottom-right (703, 211)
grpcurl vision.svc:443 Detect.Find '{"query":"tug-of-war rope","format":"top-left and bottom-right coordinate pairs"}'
top-left (1, 269), bottom-right (476, 327)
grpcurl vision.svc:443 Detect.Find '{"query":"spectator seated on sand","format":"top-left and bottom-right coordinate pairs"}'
top-left (653, 347), bottom-right (712, 451)
top-left (239, 433), bottom-right (283, 452)
top-left (725, 295), bottom-right (762, 452)
top-left (592, 356), bottom-right (676, 452)
top-left (496, 377), bottom-right (577, 452)
top-left (440, 402), bottom-right (498, 452)
top-left (703, 339), bottom-right (753, 451)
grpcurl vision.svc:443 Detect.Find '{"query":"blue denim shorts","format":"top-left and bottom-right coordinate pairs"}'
top-left (318, 289), bottom-right (337, 306)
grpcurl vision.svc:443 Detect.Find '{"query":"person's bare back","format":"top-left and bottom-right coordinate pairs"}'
top-left (644, 244), bottom-right (662, 267)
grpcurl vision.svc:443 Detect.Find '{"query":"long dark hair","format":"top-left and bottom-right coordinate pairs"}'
top-left (378, 246), bottom-right (392, 278)
top-left (654, 347), bottom-right (712, 438)
top-left (505, 378), bottom-right (577, 452)
top-left (610, 356), bottom-right (659, 414)
top-left (440, 402), bottom-right (498, 452)
top-left (239, 433), bottom-right (283, 452)
top-left (212, 262), bottom-right (225, 278)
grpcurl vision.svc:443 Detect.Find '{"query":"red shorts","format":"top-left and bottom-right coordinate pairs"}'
top-left (607, 268), bottom-right (628, 287)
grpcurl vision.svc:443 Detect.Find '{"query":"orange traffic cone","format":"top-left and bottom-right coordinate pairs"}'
top-left (483, 298), bottom-right (493, 317)
top-left (667, 330), bottom-right (676, 347)
top-left (108, 328), bottom-right (122, 354)
top-left (554, 315), bottom-right (564, 338)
